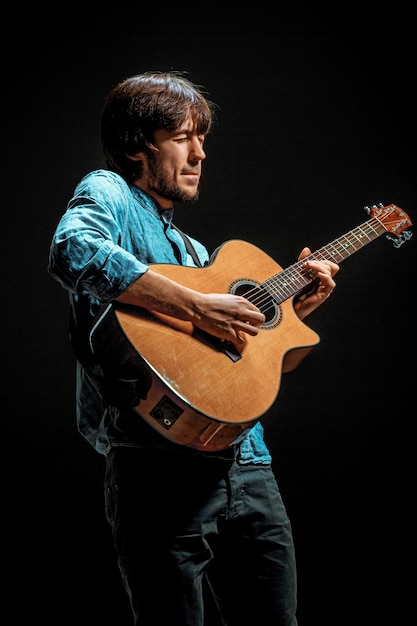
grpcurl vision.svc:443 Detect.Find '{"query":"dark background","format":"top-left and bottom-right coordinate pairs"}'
top-left (3, 8), bottom-right (415, 625)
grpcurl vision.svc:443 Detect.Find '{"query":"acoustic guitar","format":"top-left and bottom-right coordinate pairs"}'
top-left (84, 203), bottom-right (412, 452)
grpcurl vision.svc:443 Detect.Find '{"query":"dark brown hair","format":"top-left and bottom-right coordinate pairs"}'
top-left (100, 71), bottom-right (216, 181)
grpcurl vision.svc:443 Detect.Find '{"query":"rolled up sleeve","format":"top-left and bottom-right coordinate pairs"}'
top-left (47, 173), bottom-right (148, 301)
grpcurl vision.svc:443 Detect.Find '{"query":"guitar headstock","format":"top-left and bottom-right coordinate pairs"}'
top-left (365, 203), bottom-right (413, 248)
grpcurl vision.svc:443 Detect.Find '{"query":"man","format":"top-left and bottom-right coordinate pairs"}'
top-left (48, 71), bottom-right (338, 625)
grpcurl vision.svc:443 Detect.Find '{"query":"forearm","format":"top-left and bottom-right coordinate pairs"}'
top-left (116, 269), bottom-right (202, 322)
top-left (116, 268), bottom-right (265, 347)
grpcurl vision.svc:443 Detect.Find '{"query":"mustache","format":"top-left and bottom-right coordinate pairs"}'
top-left (181, 168), bottom-right (200, 175)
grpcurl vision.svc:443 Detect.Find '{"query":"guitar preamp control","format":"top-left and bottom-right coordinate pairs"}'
top-left (150, 395), bottom-right (184, 430)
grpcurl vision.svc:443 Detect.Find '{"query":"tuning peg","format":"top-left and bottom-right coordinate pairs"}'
top-left (386, 230), bottom-right (413, 248)
top-left (364, 203), bottom-right (384, 215)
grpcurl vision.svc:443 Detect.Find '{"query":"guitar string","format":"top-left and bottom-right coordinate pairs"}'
top-left (241, 215), bottom-right (389, 316)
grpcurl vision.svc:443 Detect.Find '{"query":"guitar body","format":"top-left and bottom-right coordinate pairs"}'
top-left (104, 240), bottom-right (320, 450)
top-left (81, 205), bottom-right (412, 451)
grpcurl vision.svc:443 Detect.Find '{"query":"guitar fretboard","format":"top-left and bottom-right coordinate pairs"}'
top-left (266, 216), bottom-right (386, 304)
top-left (261, 202), bottom-right (412, 306)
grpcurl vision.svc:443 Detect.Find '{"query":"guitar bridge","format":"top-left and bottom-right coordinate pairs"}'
top-left (220, 341), bottom-right (242, 362)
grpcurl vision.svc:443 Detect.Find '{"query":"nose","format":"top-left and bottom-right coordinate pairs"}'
top-left (190, 137), bottom-right (206, 161)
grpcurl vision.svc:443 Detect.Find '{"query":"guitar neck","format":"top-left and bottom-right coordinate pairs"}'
top-left (266, 215), bottom-right (389, 304)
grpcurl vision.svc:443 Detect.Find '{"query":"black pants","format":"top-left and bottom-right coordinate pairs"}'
top-left (104, 446), bottom-right (298, 625)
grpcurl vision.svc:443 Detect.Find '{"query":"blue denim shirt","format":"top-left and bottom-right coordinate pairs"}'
top-left (48, 169), bottom-right (272, 464)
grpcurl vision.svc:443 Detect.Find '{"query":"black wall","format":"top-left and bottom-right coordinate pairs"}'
top-left (3, 8), bottom-right (415, 625)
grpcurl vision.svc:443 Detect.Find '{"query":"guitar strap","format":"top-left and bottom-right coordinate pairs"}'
top-left (171, 223), bottom-right (204, 268)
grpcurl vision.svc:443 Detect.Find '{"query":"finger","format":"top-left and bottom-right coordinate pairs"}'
top-left (305, 259), bottom-right (339, 275)
top-left (298, 247), bottom-right (311, 261)
top-left (232, 319), bottom-right (262, 336)
top-left (245, 310), bottom-right (266, 324)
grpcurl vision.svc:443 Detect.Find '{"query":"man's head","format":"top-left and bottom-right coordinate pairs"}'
top-left (101, 71), bottom-right (216, 194)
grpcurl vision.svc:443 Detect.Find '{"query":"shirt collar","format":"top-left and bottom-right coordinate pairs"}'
top-left (129, 183), bottom-right (174, 223)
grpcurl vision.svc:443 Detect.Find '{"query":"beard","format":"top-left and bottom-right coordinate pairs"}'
top-left (146, 152), bottom-right (200, 204)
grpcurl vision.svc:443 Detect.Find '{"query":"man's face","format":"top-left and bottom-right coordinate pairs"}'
top-left (132, 113), bottom-right (207, 209)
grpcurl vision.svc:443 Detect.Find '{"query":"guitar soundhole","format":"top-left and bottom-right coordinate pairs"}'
top-left (231, 281), bottom-right (282, 329)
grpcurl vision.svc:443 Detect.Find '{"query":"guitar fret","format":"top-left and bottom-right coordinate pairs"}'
top-left (265, 262), bottom-right (312, 303)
